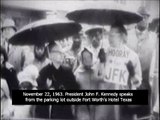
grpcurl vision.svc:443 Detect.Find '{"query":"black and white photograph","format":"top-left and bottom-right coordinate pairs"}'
top-left (0, 0), bottom-right (159, 120)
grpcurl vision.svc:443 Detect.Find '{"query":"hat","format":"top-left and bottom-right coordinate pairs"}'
top-left (1, 78), bottom-right (10, 98)
top-left (18, 65), bottom-right (39, 87)
top-left (137, 6), bottom-right (150, 17)
top-left (85, 28), bottom-right (106, 36)
top-left (1, 18), bottom-right (16, 31)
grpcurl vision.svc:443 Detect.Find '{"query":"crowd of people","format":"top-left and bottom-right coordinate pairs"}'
top-left (1, 6), bottom-right (159, 120)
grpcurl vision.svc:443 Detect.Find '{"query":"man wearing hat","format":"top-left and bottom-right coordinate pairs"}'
top-left (85, 28), bottom-right (105, 59)
top-left (127, 6), bottom-right (157, 89)
top-left (126, 6), bottom-right (157, 119)
top-left (84, 28), bottom-right (107, 73)
top-left (1, 18), bottom-right (32, 72)
top-left (1, 18), bottom-right (16, 49)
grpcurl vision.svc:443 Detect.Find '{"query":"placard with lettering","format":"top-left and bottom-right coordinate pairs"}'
top-left (104, 47), bottom-right (130, 86)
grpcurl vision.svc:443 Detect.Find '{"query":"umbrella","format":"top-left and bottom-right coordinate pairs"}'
top-left (66, 9), bottom-right (143, 25)
top-left (8, 19), bottom-right (82, 45)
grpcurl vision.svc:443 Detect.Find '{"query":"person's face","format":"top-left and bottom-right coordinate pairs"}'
top-left (82, 50), bottom-right (93, 69)
top-left (137, 15), bottom-right (149, 31)
top-left (1, 54), bottom-right (4, 65)
top-left (109, 28), bottom-right (123, 47)
top-left (2, 27), bottom-right (16, 40)
top-left (34, 45), bottom-right (45, 60)
top-left (49, 50), bottom-right (64, 65)
top-left (72, 36), bottom-right (81, 48)
top-left (90, 32), bottom-right (102, 48)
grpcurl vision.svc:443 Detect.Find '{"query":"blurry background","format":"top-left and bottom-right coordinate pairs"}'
top-left (1, 0), bottom-right (159, 30)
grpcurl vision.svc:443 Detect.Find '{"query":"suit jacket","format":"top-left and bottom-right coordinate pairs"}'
top-left (36, 63), bottom-right (79, 119)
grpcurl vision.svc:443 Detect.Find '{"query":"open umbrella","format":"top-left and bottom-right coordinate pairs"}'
top-left (66, 9), bottom-right (143, 25)
top-left (8, 19), bottom-right (82, 45)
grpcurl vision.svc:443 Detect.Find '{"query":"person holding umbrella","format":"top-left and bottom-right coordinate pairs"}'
top-left (95, 22), bottom-right (142, 120)
top-left (67, 8), bottom-right (143, 120)
top-left (36, 43), bottom-right (80, 119)
top-left (7, 18), bottom-right (82, 119)
top-left (85, 28), bottom-right (106, 61)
